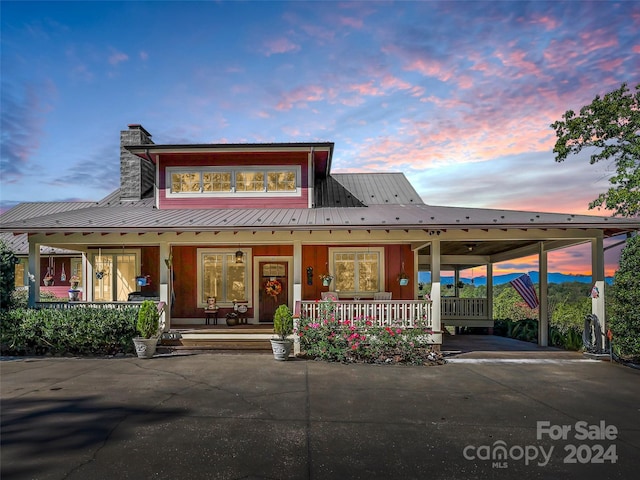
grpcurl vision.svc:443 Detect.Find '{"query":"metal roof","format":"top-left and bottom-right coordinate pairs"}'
top-left (0, 201), bottom-right (95, 223)
top-left (1, 201), bottom-right (637, 237)
top-left (0, 232), bottom-right (80, 256)
top-left (329, 173), bottom-right (424, 206)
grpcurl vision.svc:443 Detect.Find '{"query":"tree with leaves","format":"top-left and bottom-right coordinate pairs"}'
top-left (0, 239), bottom-right (18, 310)
top-left (609, 234), bottom-right (640, 360)
top-left (551, 83), bottom-right (640, 217)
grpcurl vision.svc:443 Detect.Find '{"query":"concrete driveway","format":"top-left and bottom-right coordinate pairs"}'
top-left (1, 347), bottom-right (639, 480)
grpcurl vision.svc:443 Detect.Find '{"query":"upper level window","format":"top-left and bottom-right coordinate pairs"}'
top-left (167, 166), bottom-right (300, 197)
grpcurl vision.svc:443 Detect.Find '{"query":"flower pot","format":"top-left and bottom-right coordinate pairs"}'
top-left (68, 290), bottom-right (81, 301)
top-left (43, 279), bottom-right (54, 286)
top-left (133, 337), bottom-right (158, 359)
top-left (322, 279), bottom-right (331, 286)
top-left (270, 339), bottom-right (292, 361)
top-left (399, 278), bottom-right (409, 286)
top-left (226, 313), bottom-right (238, 326)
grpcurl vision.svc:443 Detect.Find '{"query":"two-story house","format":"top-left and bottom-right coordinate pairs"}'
top-left (1, 124), bottom-right (637, 348)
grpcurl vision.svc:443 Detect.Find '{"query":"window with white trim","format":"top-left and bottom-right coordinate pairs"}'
top-left (197, 249), bottom-right (251, 306)
top-left (167, 166), bottom-right (300, 197)
top-left (329, 247), bottom-right (384, 295)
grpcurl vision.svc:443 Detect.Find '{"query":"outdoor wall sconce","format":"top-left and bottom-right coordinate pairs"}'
top-left (235, 250), bottom-right (244, 264)
top-left (307, 267), bottom-right (313, 285)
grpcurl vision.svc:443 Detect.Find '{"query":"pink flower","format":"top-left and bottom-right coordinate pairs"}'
top-left (396, 328), bottom-right (402, 334)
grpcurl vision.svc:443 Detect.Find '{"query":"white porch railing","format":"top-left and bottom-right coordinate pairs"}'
top-left (298, 300), bottom-right (436, 330)
top-left (441, 298), bottom-right (488, 320)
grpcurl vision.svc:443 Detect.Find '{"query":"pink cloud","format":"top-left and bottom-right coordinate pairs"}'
top-left (578, 29), bottom-right (619, 55)
top-left (263, 37), bottom-right (300, 56)
top-left (339, 16), bottom-right (363, 29)
top-left (275, 84), bottom-right (325, 110)
top-left (404, 58), bottom-right (454, 82)
top-left (598, 58), bottom-right (624, 71)
top-left (379, 74), bottom-right (412, 91)
top-left (139, 51), bottom-right (148, 61)
top-left (527, 14), bottom-right (560, 31)
top-left (632, 45), bottom-right (640, 54)
top-left (108, 50), bottom-right (128, 65)
top-left (494, 49), bottom-right (546, 80)
top-left (348, 81), bottom-right (383, 96)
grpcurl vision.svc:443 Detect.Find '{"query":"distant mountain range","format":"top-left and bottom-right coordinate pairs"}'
top-left (418, 271), bottom-right (614, 286)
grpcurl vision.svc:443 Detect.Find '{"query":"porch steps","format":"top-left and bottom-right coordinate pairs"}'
top-left (160, 325), bottom-right (274, 352)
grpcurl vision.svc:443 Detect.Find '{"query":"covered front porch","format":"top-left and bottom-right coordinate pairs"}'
top-left (21, 224), bottom-right (614, 350)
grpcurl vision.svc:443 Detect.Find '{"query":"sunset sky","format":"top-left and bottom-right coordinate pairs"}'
top-left (1, 1), bottom-right (638, 276)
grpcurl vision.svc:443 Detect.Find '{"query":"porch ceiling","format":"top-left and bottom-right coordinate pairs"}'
top-left (425, 239), bottom-right (540, 257)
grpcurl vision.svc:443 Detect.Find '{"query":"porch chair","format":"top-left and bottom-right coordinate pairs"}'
top-left (373, 292), bottom-right (392, 300)
top-left (321, 291), bottom-right (339, 301)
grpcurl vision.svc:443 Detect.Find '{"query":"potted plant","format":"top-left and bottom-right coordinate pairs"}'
top-left (68, 275), bottom-right (81, 301)
top-left (398, 272), bottom-right (409, 286)
top-left (133, 300), bottom-right (160, 359)
top-left (320, 273), bottom-right (334, 287)
top-left (270, 304), bottom-right (293, 361)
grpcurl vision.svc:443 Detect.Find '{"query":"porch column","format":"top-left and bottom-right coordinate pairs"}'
top-left (486, 263), bottom-right (493, 323)
top-left (431, 239), bottom-right (441, 334)
top-left (159, 242), bottom-right (172, 331)
top-left (293, 241), bottom-right (302, 306)
top-left (85, 252), bottom-right (94, 301)
top-left (539, 243), bottom-right (549, 347)
top-left (591, 236), bottom-right (606, 351)
top-left (27, 239), bottom-right (40, 307)
top-left (81, 252), bottom-right (90, 301)
top-left (293, 241), bottom-right (302, 356)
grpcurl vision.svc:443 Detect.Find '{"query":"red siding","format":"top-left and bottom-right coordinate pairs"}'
top-left (171, 244), bottom-right (293, 319)
top-left (170, 243), bottom-right (414, 318)
top-left (139, 246), bottom-right (159, 296)
top-left (39, 257), bottom-right (77, 288)
top-left (157, 152), bottom-right (310, 210)
top-left (302, 244), bottom-right (414, 301)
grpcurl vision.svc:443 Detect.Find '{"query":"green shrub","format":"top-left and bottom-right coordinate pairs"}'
top-left (0, 240), bottom-right (18, 310)
top-left (0, 307), bottom-right (138, 356)
top-left (136, 300), bottom-right (160, 339)
top-left (273, 304), bottom-right (293, 340)
top-left (609, 234), bottom-right (640, 361)
top-left (11, 289), bottom-right (61, 308)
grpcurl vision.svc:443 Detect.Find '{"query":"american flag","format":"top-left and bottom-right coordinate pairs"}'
top-left (510, 274), bottom-right (539, 309)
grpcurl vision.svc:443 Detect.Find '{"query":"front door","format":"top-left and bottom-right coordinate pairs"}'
top-left (259, 261), bottom-right (288, 322)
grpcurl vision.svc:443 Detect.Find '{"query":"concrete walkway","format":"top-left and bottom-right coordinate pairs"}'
top-left (2, 346), bottom-right (639, 480)
top-left (441, 334), bottom-right (587, 360)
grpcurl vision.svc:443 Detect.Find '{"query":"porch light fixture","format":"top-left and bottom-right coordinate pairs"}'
top-left (235, 250), bottom-right (244, 264)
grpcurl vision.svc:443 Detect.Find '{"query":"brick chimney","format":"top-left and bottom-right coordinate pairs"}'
top-left (120, 124), bottom-right (155, 200)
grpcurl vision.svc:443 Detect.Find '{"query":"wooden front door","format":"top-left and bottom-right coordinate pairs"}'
top-left (259, 261), bottom-right (288, 322)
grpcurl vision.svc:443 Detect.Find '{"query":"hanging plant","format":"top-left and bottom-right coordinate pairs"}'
top-left (265, 279), bottom-right (282, 298)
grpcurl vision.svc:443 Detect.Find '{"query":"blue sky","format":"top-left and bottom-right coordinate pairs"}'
top-left (1, 1), bottom-right (638, 274)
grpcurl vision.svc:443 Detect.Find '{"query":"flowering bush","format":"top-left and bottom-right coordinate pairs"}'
top-left (298, 299), bottom-right (444, 365)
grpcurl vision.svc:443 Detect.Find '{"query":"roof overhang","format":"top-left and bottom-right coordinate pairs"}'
top-left (125, 142), bottom-right (334, 178)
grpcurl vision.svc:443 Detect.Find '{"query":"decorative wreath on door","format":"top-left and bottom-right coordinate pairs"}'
top-left (265, 279), bottom-right (282, 298)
